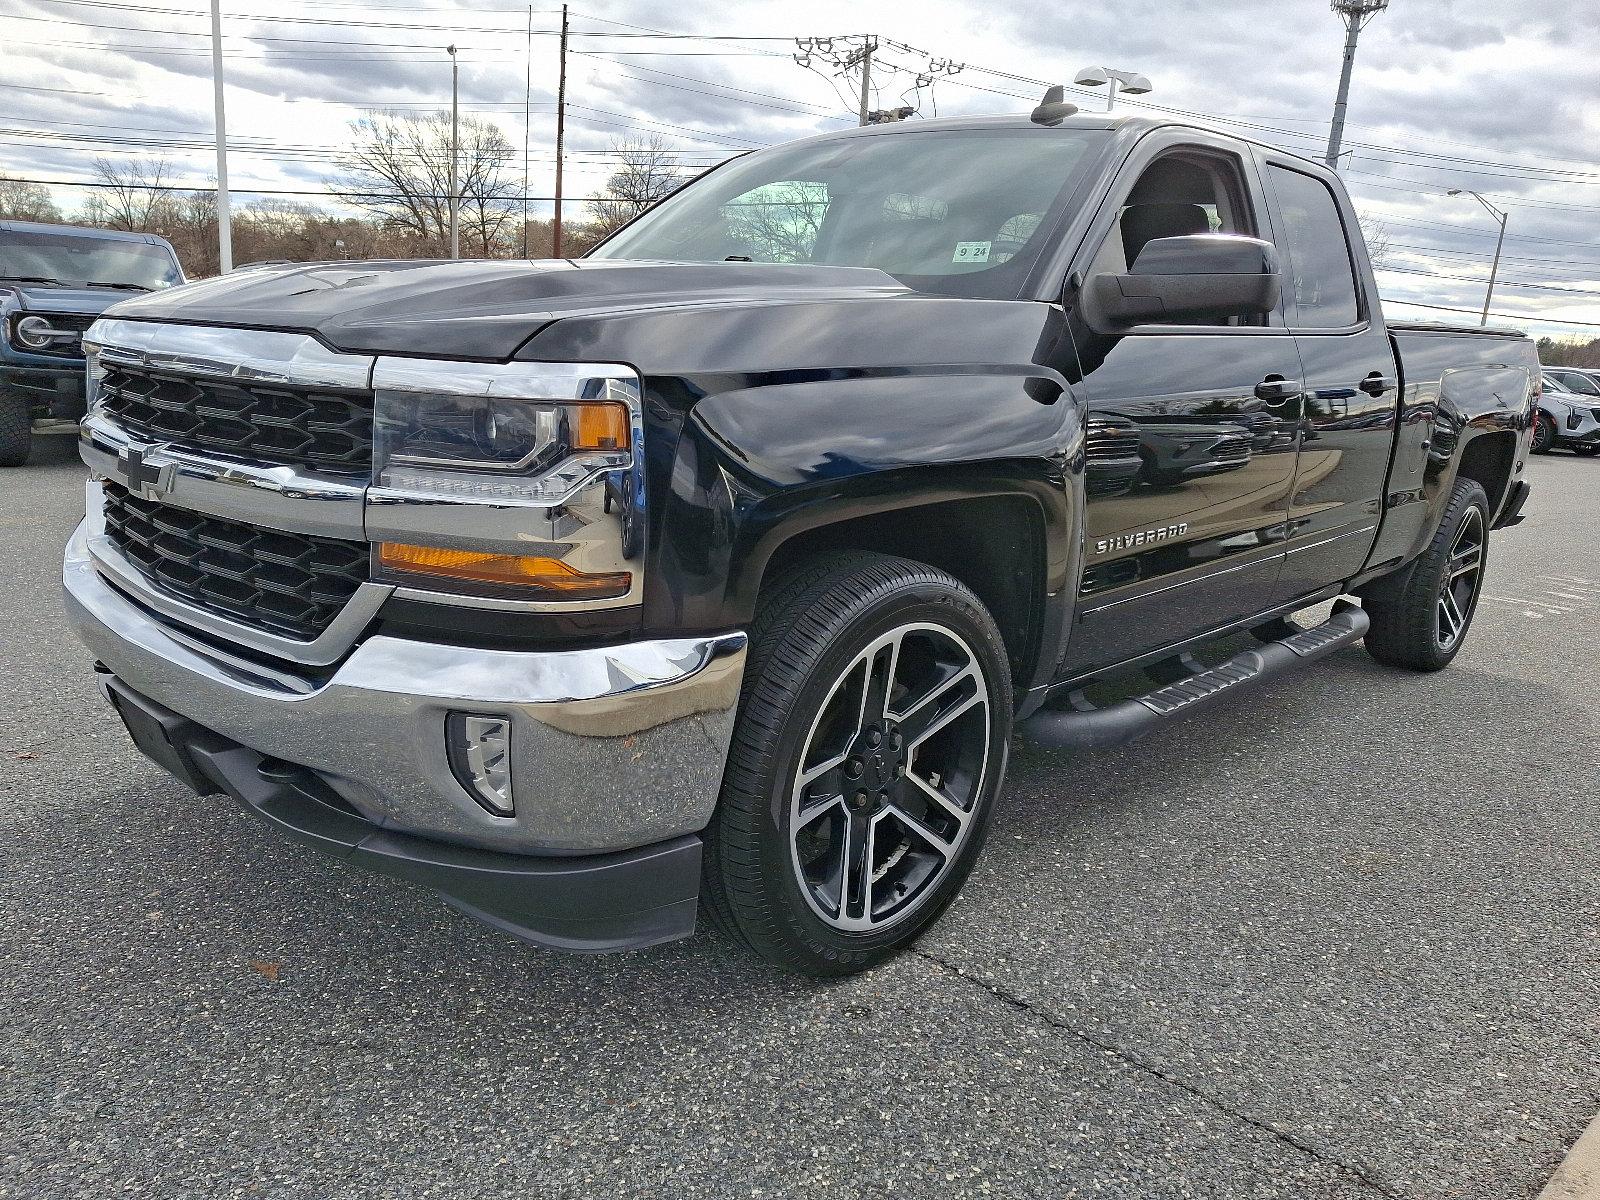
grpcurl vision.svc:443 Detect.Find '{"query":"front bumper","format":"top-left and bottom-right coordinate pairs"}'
top-left (101, 677), bottom-right (704, 951)
top-left (0, 361), bottom-right (87, 418)
top-left (64, 519), bottom-right (748, 949)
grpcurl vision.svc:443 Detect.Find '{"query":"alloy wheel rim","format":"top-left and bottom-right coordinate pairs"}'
top-left (788, 621), bottom-right (991, 934)
top-left (1437, 507), bottom-right (1485, 651)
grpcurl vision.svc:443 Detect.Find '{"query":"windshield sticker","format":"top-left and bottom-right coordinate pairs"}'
top-left (952, 241), bottom-right (991, 264)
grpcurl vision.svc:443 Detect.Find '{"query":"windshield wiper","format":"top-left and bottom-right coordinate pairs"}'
top-left (1, 275), bottom-right (65, 286)
top-left (83, 281), bottom-right (153, 291)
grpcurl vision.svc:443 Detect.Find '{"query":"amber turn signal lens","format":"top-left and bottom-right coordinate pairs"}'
top-left (378, 543), bottom-right (631, 598)
top-left (574, 403), bottom-right (630, 452)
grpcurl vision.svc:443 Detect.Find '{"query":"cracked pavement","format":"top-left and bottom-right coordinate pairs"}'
top-left (2, 438), bottom-right (1596, 1198)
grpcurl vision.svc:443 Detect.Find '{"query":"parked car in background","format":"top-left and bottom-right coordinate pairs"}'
top-left (0, 221), bottom-right (184, 466)
top-left (1535, 371), bottom-right (1600, 455)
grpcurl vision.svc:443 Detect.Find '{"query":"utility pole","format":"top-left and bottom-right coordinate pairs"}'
top-left (1448, 189), bottom-right (1509, 326)
top-left (1325, 0), bottom-right (1390, 170)
top-left (552, 4), bottom-right (568, 258)
top-left (853, 38), bottom-right (876, 126)
top-left (208, 0), bottom-right (232, 273)
top-left (794, 36), bottom-right (887, 126)
top-left (522, 4), bottom-right (532, 258)
top-left (447, 44), bottom-right (459, 259)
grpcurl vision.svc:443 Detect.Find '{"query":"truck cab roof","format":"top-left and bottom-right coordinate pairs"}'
top-left (785, 111), bottom-right (1335, 175)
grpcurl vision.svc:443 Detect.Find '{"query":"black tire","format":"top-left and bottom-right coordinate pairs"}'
top-left (1360, 478), bottom-right (1490, 672)
top-left (0, 393), bottom-right (31, 467)
top-left (703, 551), bottom-right (1013, 976)
top-left (1530, 412), bottom-right (1557, 454)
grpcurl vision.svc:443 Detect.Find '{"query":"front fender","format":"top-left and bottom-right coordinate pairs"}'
top-left (654, 368), bottom-right (1082, 635)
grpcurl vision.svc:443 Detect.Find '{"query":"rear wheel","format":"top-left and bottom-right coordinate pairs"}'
top-left (704, 552), bottom-right (1012, 976)
top-left (1361, 478), bottom-right (1490, 672)
top-left (0, 393), bottom-right (31, 467)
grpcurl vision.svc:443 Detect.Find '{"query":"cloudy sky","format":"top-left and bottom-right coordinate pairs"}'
top-left (3, 0), bottom-right (1598, 338)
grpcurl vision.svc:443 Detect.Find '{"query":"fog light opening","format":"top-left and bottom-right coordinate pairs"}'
top-left (447, 713), bottom-right (514, 816)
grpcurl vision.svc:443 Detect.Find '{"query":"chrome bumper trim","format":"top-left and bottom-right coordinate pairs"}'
top-left (66, 518), bottom-right (747, 855)
top-left (80, 413), bottom-right (368, 540)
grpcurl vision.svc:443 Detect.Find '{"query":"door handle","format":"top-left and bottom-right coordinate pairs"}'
top-left (1359, 373), bottom-right (1393, 397)
top-left (1254, 377), bottom-right (1300, 406)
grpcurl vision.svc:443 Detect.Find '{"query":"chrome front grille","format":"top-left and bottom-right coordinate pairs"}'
top-left (96, 363), bottom-right (373, 475)
top-left (101, 481), bottom-right (370, 642)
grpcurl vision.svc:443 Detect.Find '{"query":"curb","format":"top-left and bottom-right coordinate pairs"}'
top-left (1539, 1111), bottom-right (1600, 1200)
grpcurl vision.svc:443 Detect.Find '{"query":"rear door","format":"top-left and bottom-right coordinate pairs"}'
top-left (1059, 130), bottom-right (1306, 677)
top-left (1259, 157), bottom-right (1399, 595)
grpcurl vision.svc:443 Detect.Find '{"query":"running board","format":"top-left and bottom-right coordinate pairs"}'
top-left (1020, 600), bottom-right (1370, 751)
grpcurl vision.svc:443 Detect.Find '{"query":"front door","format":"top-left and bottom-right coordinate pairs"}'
top-left (1060, 139), bottom-right (1305, 677)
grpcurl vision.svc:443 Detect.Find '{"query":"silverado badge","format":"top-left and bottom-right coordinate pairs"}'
top-left (1094, 523), bottom-right (1189, 555)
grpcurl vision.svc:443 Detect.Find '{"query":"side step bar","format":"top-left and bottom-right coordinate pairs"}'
top-left (1020, 600), bottom-right (1370, 751)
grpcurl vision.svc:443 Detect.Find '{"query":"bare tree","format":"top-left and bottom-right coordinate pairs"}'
top-left (0, 176), bottom-right (61, 223)
top-left (334, 111), bottom-right (521, 256)
top-left (82, 157), bottom-right (171, 231)
top-left (584, 137), bottom-right (688, 241)
top-left (722, 180), bottom-right (828, 262)
top-left (1357, 211), bottom-right (1391, 271)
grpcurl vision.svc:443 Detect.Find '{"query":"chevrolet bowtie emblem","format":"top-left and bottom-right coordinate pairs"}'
top-left (119, 447), bottom-right (173, 502)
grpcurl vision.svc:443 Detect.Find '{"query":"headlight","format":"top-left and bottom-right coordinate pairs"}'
top-left (12, 314), bottom-right (64, 351)
top-left (367, 359), bottom-right (644, 607)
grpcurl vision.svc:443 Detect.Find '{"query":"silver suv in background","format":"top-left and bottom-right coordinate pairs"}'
top-left (1536, 370), bottom-right (1600, 456)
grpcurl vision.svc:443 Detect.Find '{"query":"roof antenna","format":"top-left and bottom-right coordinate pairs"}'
top-left (1031, 84), bottom-right (1079, 126)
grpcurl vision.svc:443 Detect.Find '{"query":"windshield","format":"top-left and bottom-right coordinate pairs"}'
top-left (0, 230), bottom-right (182, 290)
top-left (588, 127), bottom-right (1105, 298)
top-left (1554, 371), bottom-right (1600, 397)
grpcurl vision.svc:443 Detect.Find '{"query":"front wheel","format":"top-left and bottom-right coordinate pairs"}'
top-left (704, 552), bottom-right (1013, 976)
top-left (0, 393), bottom-right (31, 467)
top-left (1530, 412), bottom-right (1557, 454)
top-left (1361, 478), bottom-right (1490, 672)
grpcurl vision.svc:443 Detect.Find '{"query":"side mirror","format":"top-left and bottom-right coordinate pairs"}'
top-left (1090, 234), bottom-right (1281, 329)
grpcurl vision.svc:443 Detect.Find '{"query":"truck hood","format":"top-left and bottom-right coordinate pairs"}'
top-left (99, 258), bottom-right (913, 359)
top-left (1, 282), bottom-right (140, 316)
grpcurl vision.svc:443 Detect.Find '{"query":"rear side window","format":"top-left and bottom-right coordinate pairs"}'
top-left (1268, 166), bottom-right (1361, 328)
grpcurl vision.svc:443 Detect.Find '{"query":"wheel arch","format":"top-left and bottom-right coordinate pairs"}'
top-left (751, 491), bottom-right (1060, 691)
top-left (1453, 428), bottom-right (1518, 515)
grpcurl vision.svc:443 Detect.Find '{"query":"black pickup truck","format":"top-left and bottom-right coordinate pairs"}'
top-left (65, 105), bottom-right (1535, 976)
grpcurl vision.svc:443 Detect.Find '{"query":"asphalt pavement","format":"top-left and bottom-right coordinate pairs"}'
top-left (2, 435), bottom-right (1596, 1199)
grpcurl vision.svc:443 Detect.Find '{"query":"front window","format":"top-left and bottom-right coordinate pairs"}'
top-left (0, 231), bottom-right (183, 291)
top-left (588, 128), bottom-right (1106, 298)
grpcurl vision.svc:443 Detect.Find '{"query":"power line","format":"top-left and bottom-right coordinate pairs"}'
top-left (0, 173), bottom-right (566, 202)
top-left (1381, 299), bottom-right (1600, 329)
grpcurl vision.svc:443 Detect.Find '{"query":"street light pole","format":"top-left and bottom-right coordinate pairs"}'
top-left (1073, 66), bottom-right (1153, 112)
top-left (1325, 0), bottom-right (1389, 171)
top-left (1449, 189), bottom-right (1509, 326)
top-left (208, 0), bottom-right (232, 273)
top-left (448, 44), bottom-right (459, 260)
